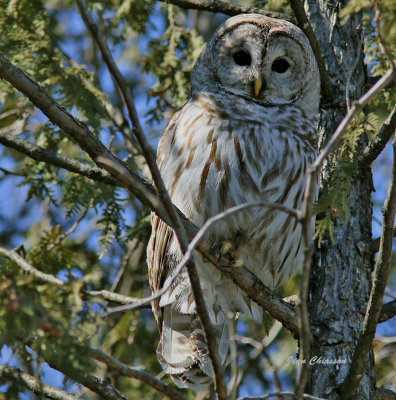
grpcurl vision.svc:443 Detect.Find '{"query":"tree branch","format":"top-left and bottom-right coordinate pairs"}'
top-left (88, 348), bottom-right (186, 400)
top-left (158, 0), bottom-right (292, 21)
top-left (361, 104), bottom-right (396, 166)
top-left (47, 365), bottom-right (127, 400)
top-left (340, 139), bottom-right (396, 399)
top-left (378, 299), bottom-right (396, 323)
top-left (0, 366), bottom-right (77, 400)
top-left (289, 0), bottom-right (333, 100)
top-left (0, 130), bottom-right (119, 186)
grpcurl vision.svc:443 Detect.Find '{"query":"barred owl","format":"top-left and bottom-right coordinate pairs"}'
top-left (147, 14), bottom-right (320, 390)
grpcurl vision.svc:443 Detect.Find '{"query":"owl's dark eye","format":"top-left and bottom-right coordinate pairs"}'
top-left (272, 58), bottom-right (290, 73)
top-left (233, 50), bottom-right (251, 66)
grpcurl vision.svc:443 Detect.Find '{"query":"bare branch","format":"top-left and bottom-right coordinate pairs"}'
top-left (361, 104), bottom-right (396, 166)
top-left (48, 365), bottom-right (127, 400)
top-left (0, 246), bottom-right (66, 286)
top-left (288, 0), bottom-right (333, 100)
top-left (0, 130), bottom-right (119, 187)
top-left (340, 140), bottom-right (396, 399)
top-left (378, 299), bottom-right (396, 323)
top-left (87, 290), bottom-right (145, 306)
top-left (0, 366), bottom-right (77, 400)
top-left (157, 0), bottom-right (292, 21)
top-left (88, 348), bottom-right (186, 400)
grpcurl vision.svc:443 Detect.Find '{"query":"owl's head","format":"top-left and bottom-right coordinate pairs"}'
top-left (191, 14), bottom-right (320, 116)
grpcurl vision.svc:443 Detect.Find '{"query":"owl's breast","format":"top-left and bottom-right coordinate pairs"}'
top-left (159, 97), bottom-right (316, 287)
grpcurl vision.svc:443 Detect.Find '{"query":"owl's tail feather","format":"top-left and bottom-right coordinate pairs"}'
top-left (157, 305), bottom-right (229, 391)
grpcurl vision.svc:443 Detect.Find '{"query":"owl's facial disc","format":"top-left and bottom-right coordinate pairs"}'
top-left (211, 23), bottom-right (310, 106)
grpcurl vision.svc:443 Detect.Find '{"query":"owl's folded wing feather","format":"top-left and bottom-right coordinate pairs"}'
top-left (147, 111), bottom-right (182, 326)
top-left (147, 212), bottom-right (173, 326)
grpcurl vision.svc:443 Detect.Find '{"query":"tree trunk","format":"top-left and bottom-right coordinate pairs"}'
top-left (305, 1), bottom-right (376, 399)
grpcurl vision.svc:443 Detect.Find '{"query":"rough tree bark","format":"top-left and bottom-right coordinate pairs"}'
top-left (306, 1), bottom-right (376, 399)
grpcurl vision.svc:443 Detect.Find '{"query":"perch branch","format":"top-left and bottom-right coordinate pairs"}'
top-left (361, 104), bottom-right (396, 166)
top-left (0, 366), bottom-right (77, 400)
top-left (158, 0), bottom-right (292, 21)
top-left (289, 0), bottom-right (333, 100)
top-left (89, 348), bottom-right (186, 400)
top-left (340, 140), bottom-right (396, 399)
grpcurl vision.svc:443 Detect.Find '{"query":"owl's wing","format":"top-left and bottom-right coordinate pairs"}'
top-left (147, 213), bottom-right (173, 325)
top-left (147, 109), bottom-right (182, 325)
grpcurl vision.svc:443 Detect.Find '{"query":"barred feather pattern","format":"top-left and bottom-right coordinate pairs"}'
top-left (147, 14), bottom-right (320, 391)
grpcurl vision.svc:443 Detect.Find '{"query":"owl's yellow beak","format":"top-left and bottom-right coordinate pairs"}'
top-left (253, 77), bottom-right (263, 97)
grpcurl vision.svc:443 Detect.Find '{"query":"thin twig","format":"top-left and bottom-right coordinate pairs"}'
top-left (105, 201), bottom-right (300, 316)
top-left (0, 246), bottom-right (66, 286)
top-left (340, 139), bottom-right (396, 399)
top-left (289, 0), bottom-right (333, 100)
top-left (0, 366), bottom-right (77, 400)
top-left (47, 208), bottom-right (89, 252)
top-left (158, 0), bottom-right (292, 21)
top-left (361, 104), bottom-right (396, 166)
top-left (88, 348), bottom-right (186, 400)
